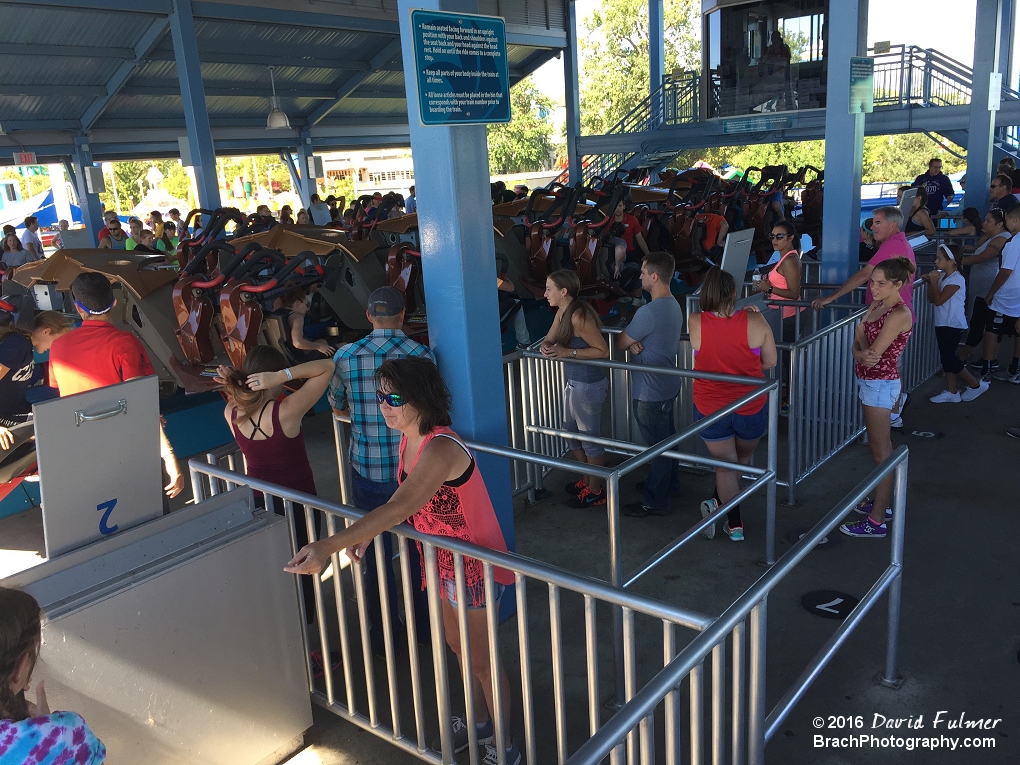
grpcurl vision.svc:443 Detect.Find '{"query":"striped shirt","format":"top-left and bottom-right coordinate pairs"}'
top-left (328, 329), bottom-right (436, 482)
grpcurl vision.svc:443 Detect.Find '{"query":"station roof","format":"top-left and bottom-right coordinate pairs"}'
top-left (0, 0), bottom-right (567, 164)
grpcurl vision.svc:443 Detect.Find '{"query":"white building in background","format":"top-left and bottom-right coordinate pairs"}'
top-left (321, 150), bottom-right (415, 199)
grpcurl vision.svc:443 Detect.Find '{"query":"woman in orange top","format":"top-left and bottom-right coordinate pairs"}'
top-left (753, 220), bottom-right (803, 339)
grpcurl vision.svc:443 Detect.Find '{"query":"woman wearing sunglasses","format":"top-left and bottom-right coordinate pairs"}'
top-left (752, 220), bottom-right (803, 339)
top-left (286, 357), bottom-right (521, 765)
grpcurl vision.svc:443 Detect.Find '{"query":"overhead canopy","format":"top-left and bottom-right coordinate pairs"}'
top-left (0, 0), bottom-right (567, 164)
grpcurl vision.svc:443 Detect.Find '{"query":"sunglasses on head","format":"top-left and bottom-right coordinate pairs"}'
top-left (768, 233), bottom-right (788, 240)
top-left (375, 390), bottom-right (405, 407)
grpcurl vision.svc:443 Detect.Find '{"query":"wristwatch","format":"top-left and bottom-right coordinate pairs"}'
top-left (572, 348), bottom-right (577, 357)
top-left (767, 286), bottom-right (774, 295)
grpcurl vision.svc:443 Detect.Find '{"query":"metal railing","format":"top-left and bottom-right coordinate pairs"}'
top-left (188, 456), bottom-right (715, 765)
top-left (566, 446), bottom-right (910, 765)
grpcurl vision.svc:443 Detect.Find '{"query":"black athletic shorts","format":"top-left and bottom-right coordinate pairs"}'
top-left (984, 310), bottom-right (1020, 337)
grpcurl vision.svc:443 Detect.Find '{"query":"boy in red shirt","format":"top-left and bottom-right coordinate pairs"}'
top-left (48, 272), bottom-right (184, 497)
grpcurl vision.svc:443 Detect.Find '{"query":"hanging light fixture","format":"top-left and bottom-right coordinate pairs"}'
top-left (266, 66), bottom-right (291, 129)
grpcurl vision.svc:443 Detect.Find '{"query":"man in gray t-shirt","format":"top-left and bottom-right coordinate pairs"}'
top-left (617, 252), bottom-right (684, 516)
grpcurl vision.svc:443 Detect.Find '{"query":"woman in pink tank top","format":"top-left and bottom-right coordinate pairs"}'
top-left (840, 257), bottom-right (915, 540)
top-left (285, 358), bottom-right (522, 764)
top-left (752, 220), bottom-right (803, 335)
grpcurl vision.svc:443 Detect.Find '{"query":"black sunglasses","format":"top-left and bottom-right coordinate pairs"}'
top-left (375, 390), bottom-right (405, 407)
top-left (768, 233), bottom-right (788, 240)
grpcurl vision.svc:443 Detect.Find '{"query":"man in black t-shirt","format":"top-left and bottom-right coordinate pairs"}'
top-left (990, 174), bottom-right (1019, 214)
top-left (0, 300), bottom-right (35, 450)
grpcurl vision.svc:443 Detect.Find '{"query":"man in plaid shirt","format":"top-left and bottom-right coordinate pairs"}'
top-left (329, 286), bottom-right (435, 652)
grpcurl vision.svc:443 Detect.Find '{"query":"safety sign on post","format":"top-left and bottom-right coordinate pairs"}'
top-left (409, 9), bottom-right (511, 126)
top-left (849, 56), bottom-right (875, 114)
top-left (12, 151), bottom-right (37, 165)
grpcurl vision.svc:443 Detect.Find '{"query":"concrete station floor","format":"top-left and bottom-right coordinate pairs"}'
top-left (0, 370), bottom-right (1016, 764)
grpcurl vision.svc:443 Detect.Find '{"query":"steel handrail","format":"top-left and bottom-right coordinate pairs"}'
top-left (187, 457), bottom-right (715, 631)
top-left (566, 446), bottom-right (910, 764)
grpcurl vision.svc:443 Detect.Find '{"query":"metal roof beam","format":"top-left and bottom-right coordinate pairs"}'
top-left (80, 15), bottom-right (170, 131)
top-left (0, 43), bottom-right (134, 59)
top-left (306, 38), bottom-right (403, 127)
top-left (192, 1), bottom-right (399, 34)
top-left (120, 84), bottom-right (339, 99)
top-left (0, 85), bottom-right (106, 97)
top-left (2, 0), bottom-right (169, 12)
top-left (146, 49), bottom-right (372, 70)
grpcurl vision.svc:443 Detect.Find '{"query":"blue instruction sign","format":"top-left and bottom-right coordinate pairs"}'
top-left (410, 9), bottom-right (511, 126)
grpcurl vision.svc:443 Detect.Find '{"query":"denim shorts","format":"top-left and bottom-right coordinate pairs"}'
top-left (693, 404), bottom-right (768, 442)
top-left (856, 378), bottom-right (901, 410)
top-left (563, 378), bottom-right (608, 457)
top-left (443, 580), bottom-right (505, 610)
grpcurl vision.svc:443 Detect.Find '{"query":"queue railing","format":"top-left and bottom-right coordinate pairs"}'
top-left (188, 455), bottom-right (715, 765)
top-left (566, 446), bottom-right (910, 765)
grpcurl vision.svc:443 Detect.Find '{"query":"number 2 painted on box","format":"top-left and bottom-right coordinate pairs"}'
top-left (97, 499), bottom-right (119, 534)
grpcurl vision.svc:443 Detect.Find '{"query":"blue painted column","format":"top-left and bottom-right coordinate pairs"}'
top-left (296, 133), bottom-right (317, 205)
top-left (998, 0), bottom-right (1012, 83)
top-left (649, 0), bottom-right (665, 126)
top-left (820, 0), bottom-right (867, 284)
top-left (280, 150), bottom-right (310, 209)
top-left (396, 0), bottom-right (514, 555)
top-left (70, 136), bottom-right (105, 246)
top-left (564, 0), bottom-right (582, 185)
top-left (964, 0), bottom-right (1003, 214)
top-left (170, 0), bottom-right (221, 210)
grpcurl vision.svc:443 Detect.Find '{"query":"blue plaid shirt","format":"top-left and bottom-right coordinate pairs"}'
top-left (328, 329), bottom-right (436, 482)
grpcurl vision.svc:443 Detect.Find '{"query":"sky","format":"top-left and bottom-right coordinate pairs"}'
top-left (529, 0), bottom-right (988, 105)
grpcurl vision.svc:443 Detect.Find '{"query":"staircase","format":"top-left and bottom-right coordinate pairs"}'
top-left (561, 45), bottom-right (1020, 186)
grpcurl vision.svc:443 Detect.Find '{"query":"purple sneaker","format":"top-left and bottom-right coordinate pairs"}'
top-left (852, 499), bottom-right (892, 521)
top-left (839, 518), bottom-right (887, 538)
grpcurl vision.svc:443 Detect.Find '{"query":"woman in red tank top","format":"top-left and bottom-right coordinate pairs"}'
top-left (285, 358), bottom-right (521, 764)
top-left (840, 257), bottom-right (915, 539)
top-left (690, 268), bottom-right (777, 542)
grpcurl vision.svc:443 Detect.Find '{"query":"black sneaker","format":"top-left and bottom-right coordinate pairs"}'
top-left (569, 485), bottom-right (606, 508)
top-left (432, 715), bottom-right (494, 754)
top-left (623, 502), bottom-right (670, 517)
top-left (565, 478), bottom-right (586, 496)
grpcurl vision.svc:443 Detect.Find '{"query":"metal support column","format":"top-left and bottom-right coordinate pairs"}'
top-left (397, 0), bottom-right (515, 566)
top-left (819, 0), bottom-right (867, 284)
top-left (279, 151), bottom-right (304, 207)
top-left (998, 0), bottom-right (1013, 90)
top-left (649, 0), bottom-right (665, 127)
top-left (964, 0), bottom-right (1003, 214)
top-left (170, 0), bottom-right (221, 210)
top-left (296, 133), bottom-right (316, 205)
top-left (70, 135), bottom-right (104, 246)
top-left (564, 0), bottom-right (582, 185)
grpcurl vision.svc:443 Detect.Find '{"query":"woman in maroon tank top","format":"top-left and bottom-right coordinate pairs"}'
top-left (690, 268), bottom-right (777, 542)
top-left (217, 347), bottom-right (334, 621)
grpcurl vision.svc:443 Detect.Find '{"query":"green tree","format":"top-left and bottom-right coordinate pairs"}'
top-left (487, 77), bottom-right (556, 174)
top-left (672, 133), bottom-right (966, 184)
top-left (578, 0), bottom-right (700, 136)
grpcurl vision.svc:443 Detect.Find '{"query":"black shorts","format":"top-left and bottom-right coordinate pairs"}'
top-left (984, 310), bottom-right (1020, 338)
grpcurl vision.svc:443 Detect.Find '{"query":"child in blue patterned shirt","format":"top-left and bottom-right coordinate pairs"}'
top-left (0, 587), bottom-right (106, 764)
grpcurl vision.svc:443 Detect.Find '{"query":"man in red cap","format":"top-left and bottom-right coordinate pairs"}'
top-left (363, 192), bottom-right (384, 223)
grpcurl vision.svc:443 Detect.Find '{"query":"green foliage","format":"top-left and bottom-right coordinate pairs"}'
top-left (674, 134), bottom-right (966, 184)
top-left (487, 78), bottom-right (556, 174)
top-left (578, 0), bottom-right (700, 136)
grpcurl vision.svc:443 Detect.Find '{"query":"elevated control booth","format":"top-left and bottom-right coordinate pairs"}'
top-left (703, 0), bottom-right (829, 118)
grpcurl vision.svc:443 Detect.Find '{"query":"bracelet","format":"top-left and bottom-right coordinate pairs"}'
top-left (284, 368), bottom-right (293, 381)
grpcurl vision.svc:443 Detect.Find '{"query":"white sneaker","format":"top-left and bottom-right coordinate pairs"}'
top-left (890, 414), bottom-right (903, 429)
top-left (960, 380), bottom-right (990, 401)
top-left (929, 390), bottom-right (961, 403)
top-left (700, 498), bottom-right (718, 540)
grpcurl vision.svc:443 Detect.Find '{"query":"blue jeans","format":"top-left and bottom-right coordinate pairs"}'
top-left (351, 470), bottom-right (430, 653)
top-left (633, 398), bottom-right (679, 512)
